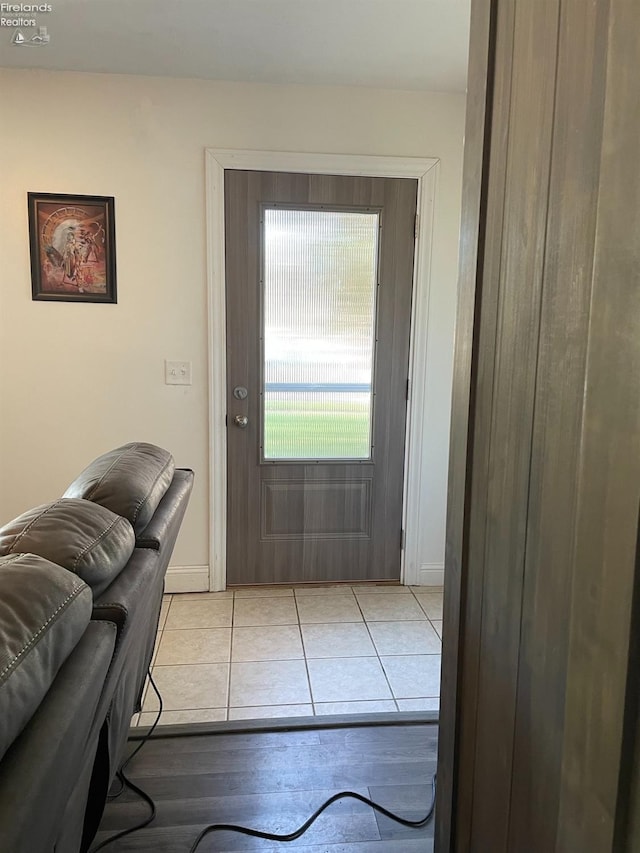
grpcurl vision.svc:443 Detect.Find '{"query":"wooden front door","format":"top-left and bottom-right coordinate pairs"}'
top-left (225, 170), bottom-right (417, 586)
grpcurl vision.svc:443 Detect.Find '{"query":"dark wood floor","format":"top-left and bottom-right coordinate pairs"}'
top-left (95, 722), bottom-right (437, 851)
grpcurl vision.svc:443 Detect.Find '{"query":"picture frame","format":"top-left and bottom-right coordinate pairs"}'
top-left (28, 192), bottom-right (117, 303)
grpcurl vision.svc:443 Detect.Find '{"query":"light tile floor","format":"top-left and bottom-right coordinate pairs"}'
top-left (135, 584), bottom-right (443, 726)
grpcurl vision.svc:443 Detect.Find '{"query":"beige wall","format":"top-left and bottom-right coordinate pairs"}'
top-left (0, 68), bottom-right (465, 578)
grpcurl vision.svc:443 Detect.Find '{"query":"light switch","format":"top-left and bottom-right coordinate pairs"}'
top-left (165, 360), bottom-right (192, 385)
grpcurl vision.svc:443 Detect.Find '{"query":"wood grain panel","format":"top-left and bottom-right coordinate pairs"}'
top-left (617, 512), bottom-right (640, 852)
top-left (446, 0), bottom-right (640, 850)
top-left (436, 0), bottom-right (494, 848)
top-left (225, 171), bottom-right (417, 585)
top-left (507, 1), bottom-right (610, 848)
top-left (469, 2), bottom-right (560, 848)
top-left (449, 0), bottom-right (515, 847)
top-left (261, 479), bottom-right (372, 539)
top-left (556, 0), bottom-right (640, 846)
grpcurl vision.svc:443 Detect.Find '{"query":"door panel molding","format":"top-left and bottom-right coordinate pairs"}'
top-left (260, 479), bottom-right (373, 540)
top-left (206, 149), bottom-right (439, 591)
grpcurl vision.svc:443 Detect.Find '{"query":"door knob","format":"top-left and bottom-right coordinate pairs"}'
top-left (233, 414), bottom-right (249, 429)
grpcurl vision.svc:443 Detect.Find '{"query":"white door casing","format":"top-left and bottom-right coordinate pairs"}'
top-left (205, 149), bottom-right (440, 591)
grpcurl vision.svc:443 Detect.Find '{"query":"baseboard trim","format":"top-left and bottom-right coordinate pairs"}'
top-left (165, 565), bottom-right (210, 593)
top-left (417, 564), bottom-right (445, 587)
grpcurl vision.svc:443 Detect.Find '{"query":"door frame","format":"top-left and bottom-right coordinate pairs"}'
top-left (205, 148), bottom-right (439, 591)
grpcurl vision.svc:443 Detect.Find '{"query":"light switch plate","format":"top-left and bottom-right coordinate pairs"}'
top-left (165, 360), bottom-right (192, 385)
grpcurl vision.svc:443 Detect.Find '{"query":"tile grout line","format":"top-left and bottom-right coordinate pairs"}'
top-left (294, 590), bottom-right (318, 715)
top-left (144, 585), bottom-right (443, 722)
top-left (225, 589), bottom-right (236, 721)
top-left (397, 588), bottom-right (442, 708)
top-left (412, 586), bottom-right (444, 649)
top-left (355, 593), bottom-right (400, 711)
top-left (149, 652), bottom-right (442, 669)
top-left (352, 588), bottom-right (400, 710)
top-left (411, 586), bottom-right (444, 622)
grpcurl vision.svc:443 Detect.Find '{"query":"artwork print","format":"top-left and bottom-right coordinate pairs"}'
top-left (28, 193), bottom-right (117, 302)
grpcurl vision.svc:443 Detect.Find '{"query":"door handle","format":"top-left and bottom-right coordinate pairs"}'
top-left (233, 414), bottom-right (249, 429)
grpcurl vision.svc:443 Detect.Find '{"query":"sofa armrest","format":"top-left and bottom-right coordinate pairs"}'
top-left (0, 621), bottom-right (116, 853)
top-left (134, 468), bottom-right (194, 551)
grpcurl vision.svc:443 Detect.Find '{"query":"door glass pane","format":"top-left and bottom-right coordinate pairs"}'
top-left (263, 207), bottom-right (379, 460)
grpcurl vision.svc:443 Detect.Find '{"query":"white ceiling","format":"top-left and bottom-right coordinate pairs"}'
top-left (0, 0), bottom-right (470, 92)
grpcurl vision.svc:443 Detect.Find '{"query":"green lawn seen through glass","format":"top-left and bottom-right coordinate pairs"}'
top-left (264, 399), bottom-right (371, 459)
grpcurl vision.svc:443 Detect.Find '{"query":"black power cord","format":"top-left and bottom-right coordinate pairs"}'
top-left (106, 669), bottom-right (164, 801)
top-left (188, 774), bottom-right (437, 851)
top-left (89, 670), bottom-right (163, 852)
top-left (93, 670), bottom-right (437, 851)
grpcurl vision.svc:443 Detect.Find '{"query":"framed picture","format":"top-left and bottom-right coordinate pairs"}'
top-left (28, 192), bottom-right (117, 303)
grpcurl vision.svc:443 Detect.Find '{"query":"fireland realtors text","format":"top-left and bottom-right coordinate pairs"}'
top-left (1, 2), bottom-right (51, 26)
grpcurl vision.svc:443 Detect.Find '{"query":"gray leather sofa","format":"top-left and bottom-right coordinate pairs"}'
top-left (0, 443), bottom-right (194, 853)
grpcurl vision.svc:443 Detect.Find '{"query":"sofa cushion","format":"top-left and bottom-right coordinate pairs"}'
top-left (0, 553), bottom-right (92, 761)
top-left (63, 442), bottom-right (175, 535)
top-left (0, 499), bottom-right (135, 597)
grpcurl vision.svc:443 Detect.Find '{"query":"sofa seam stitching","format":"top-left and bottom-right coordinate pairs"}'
top-left (83, 444), bottom-right (139, 500)
top-left (72, 516), bottom-right (128, 571)
top-left (7, 499), bottom-right (64, 554)
top-left (94, 604), bottom-right (129, 662)
top-left (0, 582), bottom-right (86, 682)
top-left (131, 455), bottom-right (173, 525)
top-left (0, 554), bottom-right (24, 566)
top-left (93, 603), bottom-right (127, 614)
